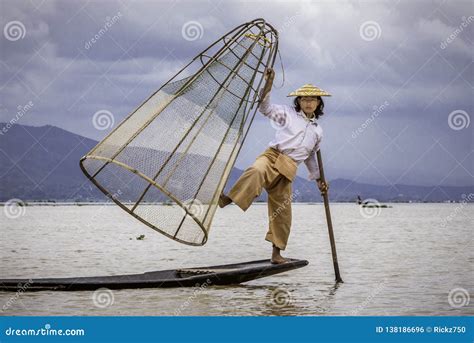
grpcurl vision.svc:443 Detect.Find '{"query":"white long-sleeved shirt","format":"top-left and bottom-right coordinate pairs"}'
top-left (259, 92), bottom-right (322, 180)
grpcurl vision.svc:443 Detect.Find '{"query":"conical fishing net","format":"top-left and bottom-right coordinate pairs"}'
top-left (80, 19), bottom-right (279, 245)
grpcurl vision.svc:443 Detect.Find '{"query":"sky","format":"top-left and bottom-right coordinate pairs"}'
top-left (0, 0), bottom-right (472, 187)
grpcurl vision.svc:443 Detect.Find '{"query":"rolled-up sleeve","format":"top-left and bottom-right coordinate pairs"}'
top-left (304, 133), bottom-right (322, 180)
top-left (259, 90), bottom-right (287, 125)
top-left (304, 150), bottom-right (320, 180)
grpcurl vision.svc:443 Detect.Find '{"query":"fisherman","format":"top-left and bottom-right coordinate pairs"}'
top-left (219, 67), bottom-right (330, 264)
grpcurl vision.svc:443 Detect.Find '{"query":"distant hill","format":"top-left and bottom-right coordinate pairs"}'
top-left (0, 123), bottom-right (471, 202)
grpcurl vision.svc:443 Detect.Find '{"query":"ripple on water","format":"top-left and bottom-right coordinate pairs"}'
top-left (0, 204), bottom-right (472, 316)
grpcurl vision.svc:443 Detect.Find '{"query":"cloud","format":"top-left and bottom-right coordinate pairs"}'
top-left (0, 0), bottom-right (472, 186)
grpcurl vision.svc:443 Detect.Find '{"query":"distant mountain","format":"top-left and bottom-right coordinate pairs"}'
top-left (0, 123), bottom-right (471, 202)
top-left (0, 123), bottom-right (102, 201)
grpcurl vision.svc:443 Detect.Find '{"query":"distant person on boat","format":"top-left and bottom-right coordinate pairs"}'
top-left (219, 67), bottom-right (329, 264)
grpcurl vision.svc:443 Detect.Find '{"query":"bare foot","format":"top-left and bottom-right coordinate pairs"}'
top-left (271, 246), bottom-right (287, 264)
top-left (218, 193), bottom-right (232, 208)
top-left (271, 255), bottom-right (287, 264)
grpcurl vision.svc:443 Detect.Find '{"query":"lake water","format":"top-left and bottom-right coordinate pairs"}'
top-left (0, 203), bottom-right (472, 316)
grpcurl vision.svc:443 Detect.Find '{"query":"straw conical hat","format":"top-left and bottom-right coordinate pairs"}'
top-left (287, 84), bottom-right (331, 97)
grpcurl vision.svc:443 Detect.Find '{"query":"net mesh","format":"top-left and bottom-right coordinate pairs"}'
top-left (80, 20), bottom-right (278, 245)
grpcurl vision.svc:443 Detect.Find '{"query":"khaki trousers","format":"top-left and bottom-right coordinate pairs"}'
top-left (228, 147), bottom-right (298, 250)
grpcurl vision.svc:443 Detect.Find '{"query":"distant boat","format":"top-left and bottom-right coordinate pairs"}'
top-left (357, 195), bottom-right (391, 208)
top-left (361, 203), bottom-right (390, 208)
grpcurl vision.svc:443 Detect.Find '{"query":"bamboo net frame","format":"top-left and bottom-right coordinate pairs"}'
top-left (80, 19), bottom-right (279, 246)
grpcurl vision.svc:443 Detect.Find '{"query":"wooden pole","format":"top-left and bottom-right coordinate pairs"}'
top-left (316, 150), bottom-right (343, 283)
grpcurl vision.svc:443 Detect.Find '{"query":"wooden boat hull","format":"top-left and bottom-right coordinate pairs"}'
top-left (0, 258), bottom-right (308, 292)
